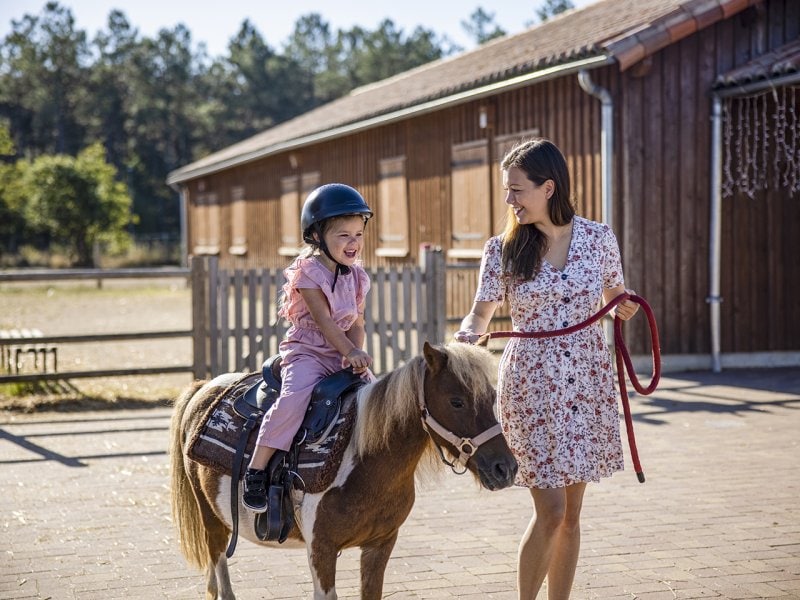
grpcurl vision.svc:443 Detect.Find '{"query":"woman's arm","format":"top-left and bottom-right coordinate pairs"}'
top-left (454, 300), bottom-right (500, 343)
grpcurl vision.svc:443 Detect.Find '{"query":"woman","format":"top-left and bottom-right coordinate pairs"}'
top-left (454, 138), bottom-right (639, 599)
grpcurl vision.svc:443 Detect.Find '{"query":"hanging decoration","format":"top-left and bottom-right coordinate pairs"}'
top-left (722, 86), bottom-right (800, 198)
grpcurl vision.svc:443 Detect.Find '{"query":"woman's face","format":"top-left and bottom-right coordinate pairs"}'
top-left (319, 215), bottom-right (366, 266)
top-left (503, 166), bottom-right (553, 226)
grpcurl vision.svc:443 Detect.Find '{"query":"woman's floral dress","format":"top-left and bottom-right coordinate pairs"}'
top-left (475, 217), bottom-right (626, 488)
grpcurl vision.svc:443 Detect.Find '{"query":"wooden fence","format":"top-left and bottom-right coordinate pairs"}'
top-left (191, 248), bottom-right (448, 377)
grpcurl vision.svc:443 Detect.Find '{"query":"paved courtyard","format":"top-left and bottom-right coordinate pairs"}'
top-left (1, 367), bottom-right (799, 599)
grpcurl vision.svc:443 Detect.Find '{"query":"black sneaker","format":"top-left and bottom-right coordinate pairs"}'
top-left (242, 468), bottom-right (268, 513)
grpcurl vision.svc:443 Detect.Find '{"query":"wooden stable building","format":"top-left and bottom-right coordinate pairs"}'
top-left (168, 0), bottom-right (800, 371)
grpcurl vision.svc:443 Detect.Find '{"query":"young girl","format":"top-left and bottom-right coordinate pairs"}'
top-left (242, 183), bottom-right (374, 512)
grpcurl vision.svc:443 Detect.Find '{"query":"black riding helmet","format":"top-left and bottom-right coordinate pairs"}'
top-left (300, 183), bottom-right (372, 291)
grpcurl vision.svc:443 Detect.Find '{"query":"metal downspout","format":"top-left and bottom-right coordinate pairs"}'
top-left (709, 95), bottom-right (723, 372)
top-left (578, 70), bottom-right (614, 345)
top-left (578, 70), bottom-right (613, 227)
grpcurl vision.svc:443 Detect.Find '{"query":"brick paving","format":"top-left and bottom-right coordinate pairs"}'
top-left (1, 367), bottom-right (798, 599)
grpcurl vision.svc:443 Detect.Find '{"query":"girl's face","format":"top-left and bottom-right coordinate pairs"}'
top-left (318, 215), bottom-right (366, 267)
top-left (503, 166), bottom-right (554, 226)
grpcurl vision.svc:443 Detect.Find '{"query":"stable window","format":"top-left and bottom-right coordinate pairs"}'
top-left (450, 140), bottom-right (491, 259)
top-left (376, 156), bottom-right (409, 258)
top-left (229, 186), bottom-right (247, 256)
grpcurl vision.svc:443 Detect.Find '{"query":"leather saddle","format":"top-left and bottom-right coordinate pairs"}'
top-left (225, 354), bottom-right (365, 557)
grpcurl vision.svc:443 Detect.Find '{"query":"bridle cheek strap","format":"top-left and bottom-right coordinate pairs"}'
top-left (416, 362), bottom-right (504, 474)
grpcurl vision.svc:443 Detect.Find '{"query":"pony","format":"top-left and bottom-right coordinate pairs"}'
top-left (170, 341), bottom-right (518, 599)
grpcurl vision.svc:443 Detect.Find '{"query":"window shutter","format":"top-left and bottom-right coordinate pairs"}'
top-left (377, 156), bottom-right (409, 257)
top-left (193, 192), bottom-right (220, 255)
top-left (279, 175), bottom-right (301, 255)
top-left (450, 140), bottom-right (490, 259)
top-left (230, 186), bottom-right (247, 255)
top-left (493, 130), bottom-right (540, 235)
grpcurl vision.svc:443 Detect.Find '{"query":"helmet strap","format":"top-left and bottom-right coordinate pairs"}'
top-left (319, 240), bottom-right (350, 292)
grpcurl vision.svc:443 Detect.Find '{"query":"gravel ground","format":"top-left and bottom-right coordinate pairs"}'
top-left (0, 278), bottom-right (196, 412)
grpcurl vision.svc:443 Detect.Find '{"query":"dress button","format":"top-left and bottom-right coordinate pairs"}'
top-left (564, 351), bottom-right (571, 357)
top-left (571, 405), bottom-right (579, 413)
top-left (563, 297), bottom-right (571, 303)
top-left (561, 273), bottom-right (568, 280)
top-left (568, 377), bottom-right (575, 384)
top-left (562, 321), bottom-right (569, 328)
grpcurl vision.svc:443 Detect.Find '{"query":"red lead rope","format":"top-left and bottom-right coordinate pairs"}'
top-left (481, 293), bottom-right (661, 483)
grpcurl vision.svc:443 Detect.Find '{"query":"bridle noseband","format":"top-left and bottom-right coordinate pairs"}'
top-left (416, 362), bottom-right (503, 474)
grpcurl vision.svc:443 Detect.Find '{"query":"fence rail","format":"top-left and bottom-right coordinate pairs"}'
top-left (0, 268), bottom-right (193, 384)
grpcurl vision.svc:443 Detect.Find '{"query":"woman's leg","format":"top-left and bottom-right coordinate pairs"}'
top-left (545, 482), bottom-right (587, 600)
top-left (518, 487), bottom-right (567, 599)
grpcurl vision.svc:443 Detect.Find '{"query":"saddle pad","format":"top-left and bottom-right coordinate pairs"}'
top-left (187, 373), bottom-right (357, 494)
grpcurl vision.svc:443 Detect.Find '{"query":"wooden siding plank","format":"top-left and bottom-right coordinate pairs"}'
top-left (661, 45), bottom-right (681, 355)
top-left (678, 34), bottom-right (700, 353)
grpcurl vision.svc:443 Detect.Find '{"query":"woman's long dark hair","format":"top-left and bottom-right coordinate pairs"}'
top-left (500, 138), bottom-right (575, 280)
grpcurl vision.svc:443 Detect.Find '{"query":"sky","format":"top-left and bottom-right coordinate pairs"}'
top-left (1, 0), bottom-right (598, 58)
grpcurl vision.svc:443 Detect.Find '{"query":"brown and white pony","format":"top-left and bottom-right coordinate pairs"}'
top-left (170, 341), bottom-right (517, 599)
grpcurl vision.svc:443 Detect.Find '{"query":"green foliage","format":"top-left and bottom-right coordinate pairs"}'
top-left (21, 142), bottom-right (133, 266)
top-left (461, 8), bottom-right (507, 45)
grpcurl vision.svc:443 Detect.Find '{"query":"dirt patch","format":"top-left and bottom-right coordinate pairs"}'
top-left (0, 278), bottom-right (196, 414)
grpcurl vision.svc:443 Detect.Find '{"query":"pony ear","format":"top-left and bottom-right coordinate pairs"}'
top-left (423, 341), bottom-right (448, 373)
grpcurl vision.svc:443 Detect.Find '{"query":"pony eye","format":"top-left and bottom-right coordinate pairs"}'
top-left (449, 397), bottom-right (465, 409)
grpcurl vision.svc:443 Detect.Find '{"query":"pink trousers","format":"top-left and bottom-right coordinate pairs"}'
top-left (254, 349), bottom-right (341, 451)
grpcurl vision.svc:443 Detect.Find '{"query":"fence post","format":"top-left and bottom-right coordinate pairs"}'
top-left (190, 256), bottom-right (208, 380)
top-left (423, 246), bottom-right (446, 345)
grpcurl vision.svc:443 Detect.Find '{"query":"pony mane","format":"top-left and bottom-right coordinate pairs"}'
top-left (354, 343), bottom-right (498, 460)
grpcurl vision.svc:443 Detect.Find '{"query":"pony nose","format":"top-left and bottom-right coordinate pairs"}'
top-left (495, 457), bottom-right (518, 484)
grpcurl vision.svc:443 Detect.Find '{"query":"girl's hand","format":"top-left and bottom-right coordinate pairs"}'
top-left (343, 347), bottom-right (373, 371)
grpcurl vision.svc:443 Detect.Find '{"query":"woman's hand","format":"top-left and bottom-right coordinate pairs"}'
top-left (453, 329), bottom-right (482, 344)
top-left (615, 289), bottom-right (640, 321)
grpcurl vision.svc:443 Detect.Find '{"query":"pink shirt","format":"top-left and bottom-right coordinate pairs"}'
top-left (278, 256), bottom-right (370, 354)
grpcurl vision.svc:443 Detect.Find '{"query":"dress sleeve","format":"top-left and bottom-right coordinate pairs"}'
top-left (601, 224), bottom-right (625, 289)
top-left (474, 237), bottom-right (506, 304)
top-left (278, 258), bottom-right (325, 321)
top-left (291, 258), bottom-right (329, 290)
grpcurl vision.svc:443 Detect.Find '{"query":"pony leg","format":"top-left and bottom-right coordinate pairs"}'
top-left (307, 542), bottom-right (339, 600)
top-left (359, 534), bottom-right (398, 600)
top-left (208, 554), bottom-right (235, 600)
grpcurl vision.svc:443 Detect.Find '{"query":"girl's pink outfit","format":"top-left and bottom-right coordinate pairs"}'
top-left (254, 256), bottom-right (370, 451)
